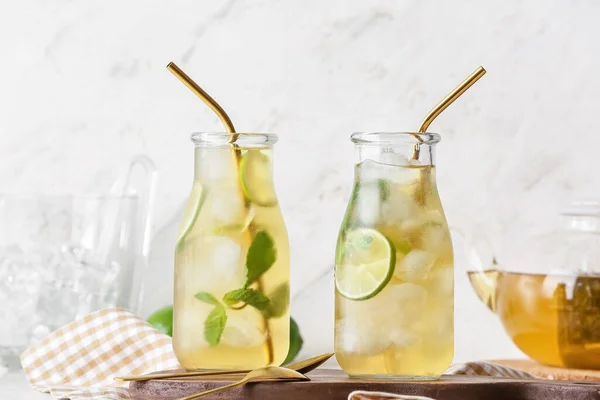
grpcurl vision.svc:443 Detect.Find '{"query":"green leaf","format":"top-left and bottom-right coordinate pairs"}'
top-left (146, 305), bottom-right (173, 337)
top-left (245, 231), bottom-right (277, 287)
top-left (264, 282), bottom-right (290, 318)
top-left (204, 305), bottom-right (227, 346)
top-left (223, 288), bottom-right (270, 311)
top-left (377, 179), bottom-right (390, 201)
top-left (282, 317), bottom-right (303, 365)
top-left (195, 291), bottom-right (220, 306)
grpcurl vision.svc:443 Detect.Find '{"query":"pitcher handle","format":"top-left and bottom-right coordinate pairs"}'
top-left (449, 225), bottom-right (497, 272)
top-left (122, 155), bottom-right (158, 313)
top-left (449, 222), bottom-right (499, 312)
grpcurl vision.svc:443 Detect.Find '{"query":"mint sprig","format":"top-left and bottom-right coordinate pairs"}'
top-left (194, 230), bottom-right (280, 347)
top-left (223, 288), bottom-right (270, 310)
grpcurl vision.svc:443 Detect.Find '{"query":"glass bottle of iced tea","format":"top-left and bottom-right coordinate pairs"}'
top-left (335, 132), bottom-right (454, 379)
top-left (174, 132), bottom-right (290, 370)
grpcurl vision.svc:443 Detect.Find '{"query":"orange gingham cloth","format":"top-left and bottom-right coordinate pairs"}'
top-left (20, 308), bottom-right (181, 400)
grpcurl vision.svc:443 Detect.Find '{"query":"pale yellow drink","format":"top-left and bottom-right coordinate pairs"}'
top-left (335, 139), bottom-right (454, 378)
top-left (174, 134), bottom-right (289, 370)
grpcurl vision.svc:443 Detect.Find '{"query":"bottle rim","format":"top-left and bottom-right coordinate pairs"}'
top-left (351, 132), bottom-right (441, 145)
top-left (191, 132), bottom-right (278, 148)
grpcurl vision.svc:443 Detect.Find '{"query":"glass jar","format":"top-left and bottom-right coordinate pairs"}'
top-left (173, 133), bottom-right (290, 370)
top-left (335, 132), bottom-right (454, 379)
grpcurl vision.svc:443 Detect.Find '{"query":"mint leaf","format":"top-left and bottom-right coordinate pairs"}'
top-left (264, 282), bottom-right (289, 318)
top-left (245, 231), bottom-right (277, 287)
top-left (223, 288), bottom-right (270, 311)
top-left (204, 305), bottom-right (227, 346)
top-left (195, 291), bottom-right (220, 306)
top-left (377, 179), bottom-right (390, 201)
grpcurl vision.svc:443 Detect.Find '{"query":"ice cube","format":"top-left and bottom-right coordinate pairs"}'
top-left (420, 224), bottom-right (452, 256)
top-left (207, 187), bottom-right (246, 226)
top-left (0, 254), bottom-right (42, 347)
top-left (175, 303), bottom-right (212, 349)
top-left (358, 159), bottom-right (412, 185)
top-left (195, 148), bottom-right (240, 182)
top-left (380, 189), bottom-right (419, 227)
top-left (335, 317), bottom-right (391, 355)
top-left (428, 266), bottom-right (454, 297)
top-left (388, 283), bottom-right (428, 326)
top-left (220, 308), bottom-right (266, 348)
top-left (336, 282), bottom-right (427, 355)
top-left (190, 236), bottom-right (245, 295)
top-left (388, 327), bottom-right (418, 348)
top-left (426, 304), bottom-right (453, 339)
top-left (380, 151), bottom-right (409, 166)
top-left (36, 283), bottom-right (80, 333)
top-left (75, 260), bottom-right (120, 297)
top-left (394, 250), bottom-right (435, 282)
top-left (355, 183), bottom-right (381, 226)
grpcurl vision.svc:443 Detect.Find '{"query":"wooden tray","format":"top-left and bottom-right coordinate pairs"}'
top-left (492, 359), bottom-right (600, 381)
top-left (129, 369), bottom-right (600, 400)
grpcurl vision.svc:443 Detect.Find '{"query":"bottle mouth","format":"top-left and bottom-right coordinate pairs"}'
top-left (351, 132), bottom-right (441, 145)
top-left (191, 132), bottom-right (278, 148)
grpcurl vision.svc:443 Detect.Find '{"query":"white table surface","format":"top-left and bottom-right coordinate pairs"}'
top-left (0, 371), bottom-right (49, 399)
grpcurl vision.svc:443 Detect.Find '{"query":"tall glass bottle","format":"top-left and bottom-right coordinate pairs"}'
top-left (335, 132), bottom-right (453, 379)
top-left (174, 132), bottom-right (290, 370)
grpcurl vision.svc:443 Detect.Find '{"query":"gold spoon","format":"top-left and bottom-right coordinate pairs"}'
top-left (176, 366), bottom-right (309, 400)
top-left (116, 352), bottom-right (334, 382)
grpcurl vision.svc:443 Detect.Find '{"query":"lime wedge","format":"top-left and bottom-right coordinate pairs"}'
top-left (240, 150), bottom-right (278, 207)
top-left (211, 208), bottom-right (255, 234)
top-left (335, 228), bottom-right (396, 300)
top-left (176, 183), bottom-right (205, 249)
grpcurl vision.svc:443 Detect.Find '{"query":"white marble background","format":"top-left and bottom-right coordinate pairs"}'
top-left (2, 0), bottom-right (600, 365)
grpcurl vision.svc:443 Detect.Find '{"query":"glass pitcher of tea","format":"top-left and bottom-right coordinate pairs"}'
top-left (334, 132), bottom-right (454, 379)
top-left (465, 200), bottom-right (600, 369)
top-left (173, 132), bottom-right (290, 370)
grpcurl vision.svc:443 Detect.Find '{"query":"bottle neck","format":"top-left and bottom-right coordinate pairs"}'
top-left (355, 143), bottom-right (436, 166)
top-left (193, 147), bottom-right (274, 182)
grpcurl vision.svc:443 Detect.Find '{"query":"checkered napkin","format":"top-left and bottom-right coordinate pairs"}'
top-left (20, 308), bottom-right (181, 400)
top-left (348, 361), bottom-right (539, 400)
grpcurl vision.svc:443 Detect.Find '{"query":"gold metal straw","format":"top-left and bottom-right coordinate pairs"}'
top-left (417, 66), bottom-right (486, 133)
top-left (410, 66), bottom-right (486, 160)
top-left (166, 62), bottom-right (237, 140)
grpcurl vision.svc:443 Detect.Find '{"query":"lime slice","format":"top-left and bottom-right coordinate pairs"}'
top-left (211, 208), bottom-right (255, 234)
top-left (240, 150), bottom-right (277, 207)
top-left (176, 183), bottom-right (205, 249)
top-left (335, 228), bottom-right (396, 300)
